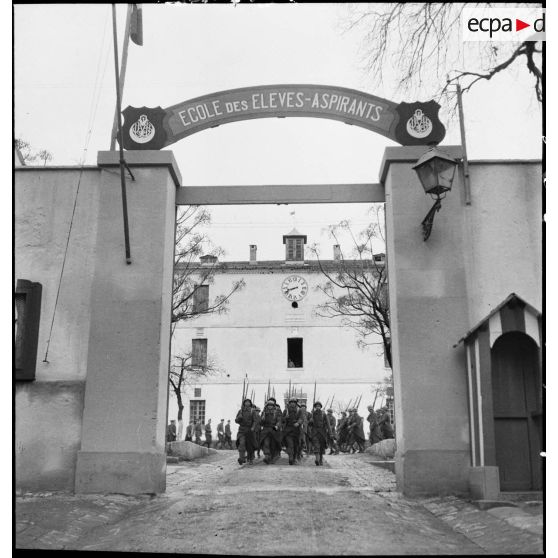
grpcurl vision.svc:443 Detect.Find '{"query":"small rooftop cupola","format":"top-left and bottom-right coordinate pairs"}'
top-left (282, 228), bottom-right (307, 263)
top-left (200, 254), bottom-right (218, 265)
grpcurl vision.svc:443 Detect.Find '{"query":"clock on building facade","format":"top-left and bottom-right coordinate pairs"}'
top-left (281, 275), bottom-right (308, 301)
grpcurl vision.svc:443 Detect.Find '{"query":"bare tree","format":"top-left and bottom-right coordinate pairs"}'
top-left (15, 138), bottom-right (53, 165)
top-left (309, 207), bottom-right (391, 367)
top-left (169, 206), bottom-right (245, 435)
top-left (341, 3), bottom-right (543, 105)
top-left (172, 206), bottom-right (245, 325)
top-left (169, 353), bottom-right (223, 428)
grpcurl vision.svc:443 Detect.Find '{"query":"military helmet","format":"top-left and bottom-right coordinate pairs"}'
top-left (267, 397), bottom-right (276, 404)
top-left (367, 405), bottom-right (374, 410)
top-left (289, 397), bottom-right (298, 404)
top-left (313, 401), bottom-right (322, 408)
top-left (327, 409), bottom-right (333, 413)
top-left (243, 398), bottom-right (252, 405)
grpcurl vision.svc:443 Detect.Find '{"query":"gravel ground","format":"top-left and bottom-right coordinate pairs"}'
top-left (16, 450), bottom-right (543, 555)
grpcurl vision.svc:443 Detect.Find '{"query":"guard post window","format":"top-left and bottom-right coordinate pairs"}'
top-left (15, 279), bottom-right (42, 381)
top-left (287, 338), bottom-right (303, 368)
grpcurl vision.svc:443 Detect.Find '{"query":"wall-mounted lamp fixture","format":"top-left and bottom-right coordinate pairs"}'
top-left (412, 147), bottom-right (458, 241)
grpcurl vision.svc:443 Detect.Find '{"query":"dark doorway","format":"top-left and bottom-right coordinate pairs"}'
top-left (491, 332), bottom-right (542, 491)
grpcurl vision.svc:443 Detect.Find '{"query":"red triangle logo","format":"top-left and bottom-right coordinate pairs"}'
top-left (516, 19), bottom-right (530, 32)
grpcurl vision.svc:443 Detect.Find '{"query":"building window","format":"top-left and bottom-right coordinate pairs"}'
top-left (15, 279), bottom-right (42, 381)
top-left (191, 338), bottom-right (208, 368)
top-left (287, 338), bottom-right (303, 368)
top-left (194, 387), bottom-right (202, 398)
top-left (286, 238), bottom-right (304, 261)
top-left (192, 285), bottom-right (209, 313)
top-left (190, 400), bottom-right (206, 425)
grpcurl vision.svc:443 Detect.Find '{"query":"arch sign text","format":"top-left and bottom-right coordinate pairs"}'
top-left (121, 84), bottom-right (445, 150)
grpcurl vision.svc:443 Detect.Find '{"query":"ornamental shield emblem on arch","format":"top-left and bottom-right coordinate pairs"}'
top-left (121, 106), bottom-right (168, 150)
top-left (394, 100), bottom-right (445, 146)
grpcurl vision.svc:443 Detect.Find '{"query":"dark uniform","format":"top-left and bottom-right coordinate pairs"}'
top-left (259, 399), bottom-right (282, 464)
top-left (166, 421), bottom-right (177, 442)
top-left (367, 407), bottom-right (382, 445)
top-left (282, 398), bottom-right (303, 465)
top-left (224, 420), bottom-right (233, 449)
top-left (379, 409), bottom-right (395, 439)
top-left (204, 420), bottom-right (212, 448)
top-left (337, 412), bottom-right (349, 451)
top-left (308, 401), bottom-right (331, 465)
top-left (194, 420), bottom-right (202, 445)
top-left (235, 399), bottom-right (256, 465)
top-left (185, 422), bottom-right (193, 442)
top-left (252, 407), bottom-right (262, 459)
top-left (326, 409), bottom-right (338, 454)
top-left (347, 408), bottom-right (366, 452)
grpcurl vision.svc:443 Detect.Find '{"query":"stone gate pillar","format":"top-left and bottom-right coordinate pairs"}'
top-left (381, 145), bottom-right (471, 495)
top-left (75, 151), bottom-right (180, 494)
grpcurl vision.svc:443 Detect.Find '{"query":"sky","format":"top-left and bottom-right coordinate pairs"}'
top-left (14, 3), bottom-right (543, 261)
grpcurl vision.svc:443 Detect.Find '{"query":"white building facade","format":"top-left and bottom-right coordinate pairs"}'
top-left (170, 229), bottom-right (389, 437)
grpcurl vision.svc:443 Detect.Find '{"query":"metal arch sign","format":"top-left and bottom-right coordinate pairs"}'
top-left (121, 84), bottom-right (445, 150)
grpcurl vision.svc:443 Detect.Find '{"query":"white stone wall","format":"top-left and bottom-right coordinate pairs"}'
top-left (170, 266), bottom-right (390, 434)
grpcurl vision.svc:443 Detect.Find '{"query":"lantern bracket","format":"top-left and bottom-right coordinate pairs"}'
top-left (421, 197), bottom-right (443, 241)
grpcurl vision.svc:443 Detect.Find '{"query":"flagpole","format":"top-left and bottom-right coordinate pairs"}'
top-left (110, 4), bottom-right (132, 150)
top-left (111, 4), bottom-right (132, 265)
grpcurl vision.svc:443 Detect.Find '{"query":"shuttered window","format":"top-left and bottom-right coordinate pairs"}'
top-left (192, 285), bottom-right (209, 313)
top-left (192, 338), bottom-right (208, 367)
top-left (286, 238), bottom-right (304, 261)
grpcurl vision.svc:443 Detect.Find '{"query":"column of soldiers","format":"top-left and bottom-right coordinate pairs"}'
top-left (235, 396), bottom-right (343, 466)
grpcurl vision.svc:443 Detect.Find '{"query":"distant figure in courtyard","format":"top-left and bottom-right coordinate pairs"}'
top-left (308, 401), bottom-right (331, 466)
top-left (379, 407), bottom-right (395, 439)
top-left (217, 419), bottom-right (225, 449)
top-left (236, 398), bottom-right (256, 465)
top-left (204, 419), bottom-right (213, 448)
top-left (224, 419), bottom-right (233, 449)
top-left (347, 408), bottom-right (366, 453)
top-left (367, 405), bottom-right (382, 445)
top-left (194, 419), bottom-right (202, 445)
top-left (166, 420), bottom-right (176, 442)
top-left (185, 420), bottom-right (194, 442)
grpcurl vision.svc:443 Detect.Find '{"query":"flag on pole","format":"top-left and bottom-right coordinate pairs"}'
top-left (130, 4), bottom-right (143, 45)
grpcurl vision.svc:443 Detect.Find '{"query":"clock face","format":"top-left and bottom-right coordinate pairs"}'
top-left (281, 275), bottom-right (308, 302)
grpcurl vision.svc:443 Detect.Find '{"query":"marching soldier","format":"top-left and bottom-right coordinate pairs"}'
top-left (259, 398), bottom-right (282, 464)
top-left (252, 406), bottom-right (262, 459)
top-left (326, 408), bottom-right (338, 455)
top-left (295, 402), bottom-right (308, 462)
top-left (367, 405), bottom-right (382, 445)
top-left (235, 398), bottom-right (256, 465)
top-left (298, 403), bottom-right (310, 456)
top-left (308, 401), bottom-right (331, 466)
top-left (337, 411), bottom-right (349, 452)
top-left (378, 407), bottom-right (395, 439)
top-left (347, 408), bottom-right (366, 453)
top-left (282, 398), bottom-right (303, 465)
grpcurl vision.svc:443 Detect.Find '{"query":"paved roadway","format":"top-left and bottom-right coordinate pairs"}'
top-left (16, 450), bottom-right (543, 555)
